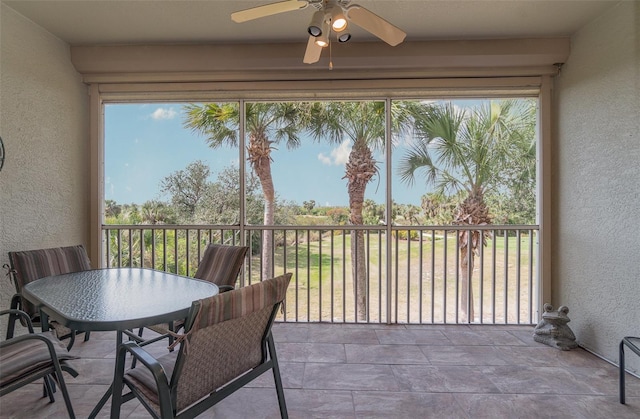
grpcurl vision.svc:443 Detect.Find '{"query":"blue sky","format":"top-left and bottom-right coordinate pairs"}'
top-left (104, 102), bottom-right (439, 208)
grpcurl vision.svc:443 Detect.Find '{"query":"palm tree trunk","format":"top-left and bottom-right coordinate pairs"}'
top-left (459, 230), bottom-right (475, 323)
top-left (262, 185), bottom-right (274, 279)
top-left (258, 165), bottom-right (274, 280)
top-left (248, 134), bottom-right (275, 280)
top-left (455, 187), bottom-right (491, 323)
top-left (350, 230), bottom-right (367, 321)
top-left (345, 140), bottom-right (376, 321)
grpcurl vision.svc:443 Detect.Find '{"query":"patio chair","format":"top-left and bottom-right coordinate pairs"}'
top-left (0, 309), bottom-right (79, 418)
top-left (140, 244), bottom-right (249, 343)
top-left (7, 245), bottom-right (92, 350)
top-left (110, 272), bottom-right (292, 419)
top-left (191, 244), bottom-right (250, 293)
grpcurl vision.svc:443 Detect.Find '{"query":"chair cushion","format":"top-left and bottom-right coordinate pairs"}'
top-left (176, 306), bottom-right (273, 410)
top-left (193, 245), bottom-right (248, 288)
top-left (9, 245), bottom-right (91, 286)
top-left (0, 331), bottom-right (78, 387)
top-left (50, 321), bottom-right (74, 339)
top-left (9, 245), bottom-right (91, 319)
top-left (192, 273), bottom-right (291, 328)
top-left (124, 351), bottom-right (178, 412)
top-left (126, 308), bottom-right (275, 414)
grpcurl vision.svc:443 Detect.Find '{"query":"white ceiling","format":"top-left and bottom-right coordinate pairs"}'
top-left (3, 0), bottom-right (616, 46)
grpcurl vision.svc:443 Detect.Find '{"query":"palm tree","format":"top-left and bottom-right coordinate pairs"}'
top-left (141, 200), bottom-right (174, 225)
top-left (104, 199), bottom-right (121, 219)
top-left (420, 192), bottom-right (458, 224)
top-left (183, 102), bottom-right (306, 280)
top-left (307, 101), bottom-right (417, 320)
top-left (399, 100), bottom-right (536, 322)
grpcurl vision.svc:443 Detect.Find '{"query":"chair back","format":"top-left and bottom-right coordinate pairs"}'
top-left (193, 244), bottom-right (249, 288)
top-left (8, 245), bottom-right (91, 319)
top-left (171, 273), bottom-right (291, 411)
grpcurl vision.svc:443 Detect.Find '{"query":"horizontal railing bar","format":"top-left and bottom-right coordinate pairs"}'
top-left (104, 224), bottom-right (539, 232)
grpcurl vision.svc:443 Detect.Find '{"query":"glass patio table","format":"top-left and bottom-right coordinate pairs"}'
top-left (22, 267), bottom-right (219, 417)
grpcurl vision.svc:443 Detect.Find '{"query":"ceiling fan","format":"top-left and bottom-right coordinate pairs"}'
top-left (231, 0), bottom-right (406, 65)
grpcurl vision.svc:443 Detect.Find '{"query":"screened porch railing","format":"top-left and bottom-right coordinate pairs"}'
top-left (102, 224), bottom-right (539, 325)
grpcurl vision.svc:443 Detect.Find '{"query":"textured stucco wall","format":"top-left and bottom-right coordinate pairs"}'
top-left (554, 1), bottom-right (639, 369)
top-left (0, 5), bottom-right (90, 317)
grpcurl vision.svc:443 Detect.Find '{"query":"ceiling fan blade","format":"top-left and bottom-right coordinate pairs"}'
top-left (346, 5), bottom-right (406, 46)
top-left (231, 0), bottom-right (308, 23)
top-left (303, 35), bottom-right (323, 64)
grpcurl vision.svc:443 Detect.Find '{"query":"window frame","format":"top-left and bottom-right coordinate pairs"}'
top-left (89, 76), bottom-right (553, 319)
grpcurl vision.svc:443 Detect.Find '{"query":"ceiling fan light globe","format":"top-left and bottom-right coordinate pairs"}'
top-left (315, 36), bottom-right (329, 47)
top-left (337, 31), bottom-right (351, 42)
top-left (308, 26), bottom-right (322, 37)
top-left (330, 6), bottom-right (348, 32)
top-left (332, 19), bottom-right (347, 32)
top-left (307, 10), bottom-right (325, 37)
top-left (314, 20), bottom-right (330, 47)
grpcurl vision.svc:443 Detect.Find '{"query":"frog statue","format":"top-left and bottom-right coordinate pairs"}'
top-left (533, 303), bottom-right (578, 350)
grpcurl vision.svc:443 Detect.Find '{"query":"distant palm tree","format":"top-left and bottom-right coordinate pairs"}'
top-left (399, 100), bottom-right (536, 322)
top-left (104, 199), bottom-right (121, 218)
top-left (141, 200), bottom-right (173, 225)
top-left (183, 102), bottom-right (306, 279)
top-left (306, 101), bottom-right (418, 320)
top-left (420, 192), bottom-right (458, 224)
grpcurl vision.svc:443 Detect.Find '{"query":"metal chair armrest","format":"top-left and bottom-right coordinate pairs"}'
top-left (117, 341), bottom-right (167, 378)
top-left (8, 294), bottom-right (21, 310)
top-left (112, 341), bottom-right (172, 418)
top-left (0, 308), bottom-right (35, 333)
top-left (123, 329), bottom-right (172, 347)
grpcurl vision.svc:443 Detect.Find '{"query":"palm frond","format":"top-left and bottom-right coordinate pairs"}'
top-left (182, 103), bottom-right (239, 148)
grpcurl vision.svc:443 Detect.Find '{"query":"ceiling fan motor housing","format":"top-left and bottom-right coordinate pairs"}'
top-left (309, 0), bottom-right (351, 39)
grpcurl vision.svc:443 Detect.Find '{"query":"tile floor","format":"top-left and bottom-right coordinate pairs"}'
top-left (1, 323), bottom-right (639, 418)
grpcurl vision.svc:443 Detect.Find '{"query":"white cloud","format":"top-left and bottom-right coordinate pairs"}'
top-left (318, 139), bottom-right (351, 166)
top-left (151, 107), bottom-right (177, 120)
top-left (332, 140), bottom-right (351, 165)
top-left (318, 153), bottom-right (332, 165)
